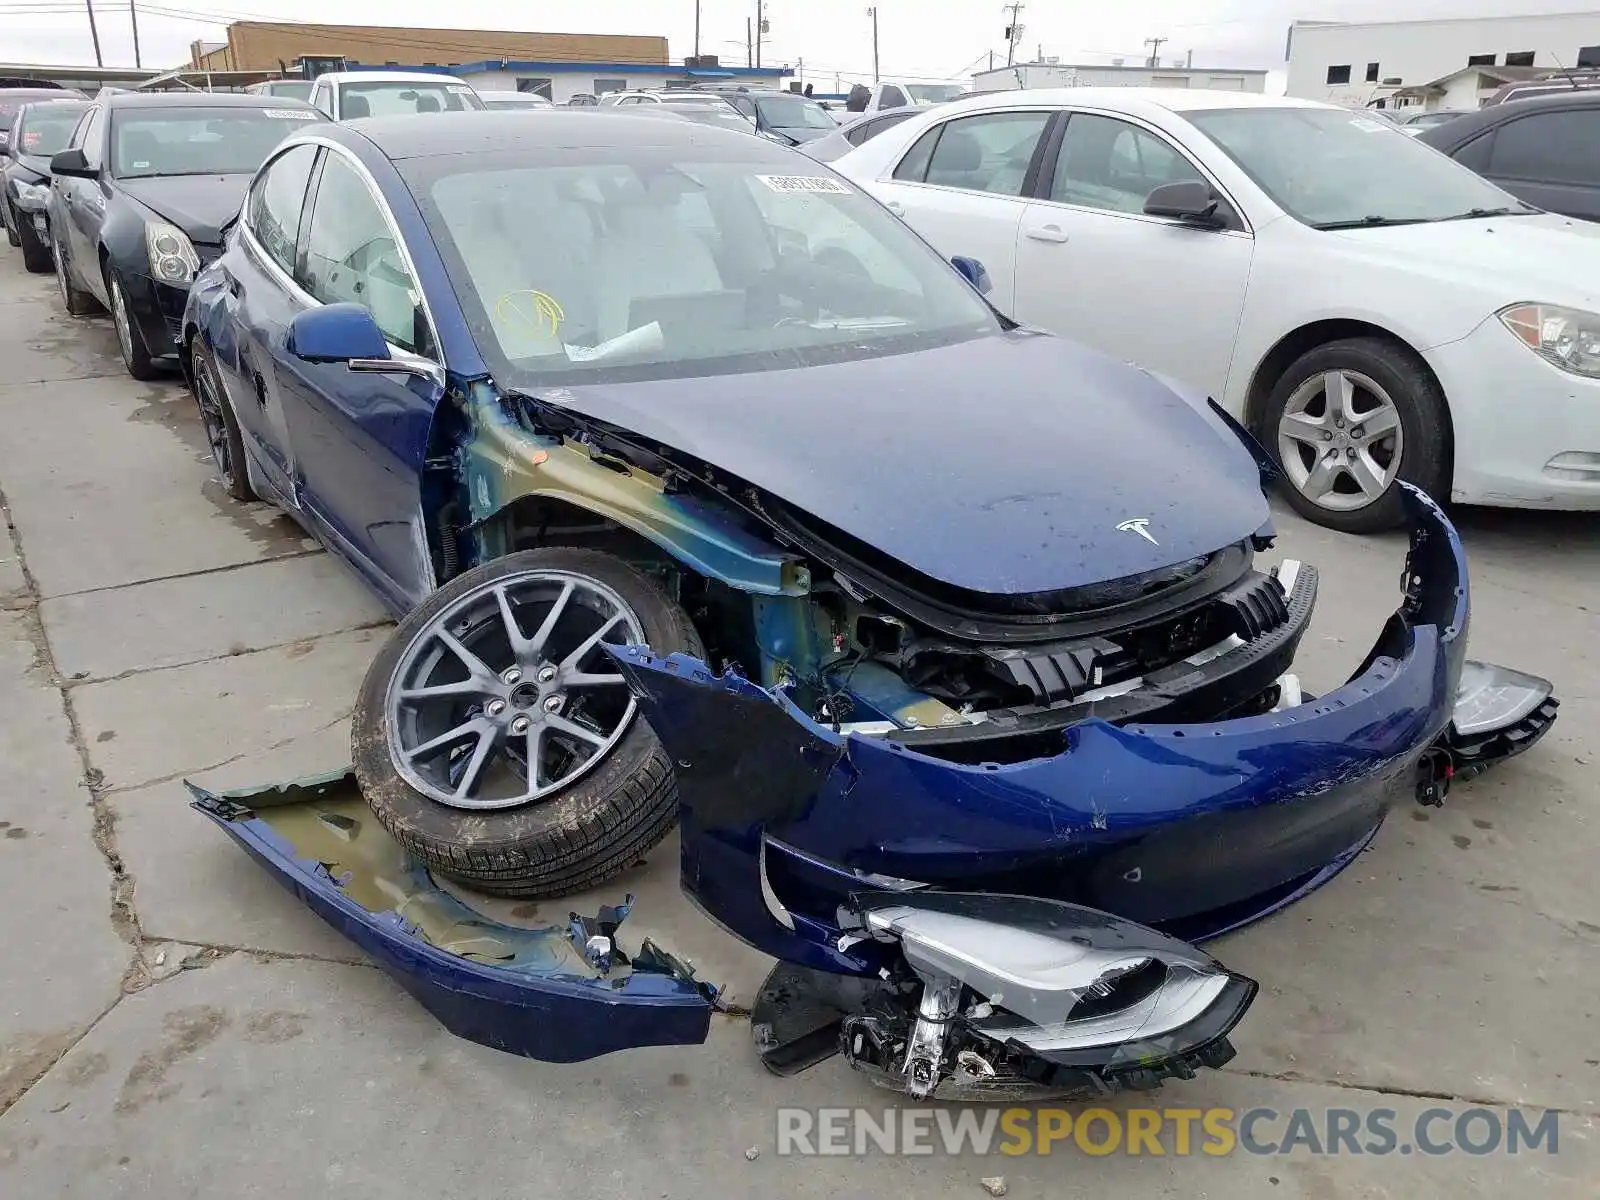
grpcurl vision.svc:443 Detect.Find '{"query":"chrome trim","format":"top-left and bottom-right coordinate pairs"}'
top-left (976, 967), bottom-right (1232, 1054)
top-left (758, 839), bottom-right (796, 931)
top-left (348, 352), bottom-right (445, 388)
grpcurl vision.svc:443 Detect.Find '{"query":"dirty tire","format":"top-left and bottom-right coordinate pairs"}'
top-left (53, 233), bottom-right (96, 316)
top-left (17, 214), bottom-right (51, 273)
top-left (109, 270), bottom-right (160, 381)
top-left (353, 548), bottom-right (703, 898)
top-left (4, 200), bottom-right (19, 247)
top-left (1261, 337), bottom-right (1449, 535)
top-left (189, 340), bottom-right (256, 502)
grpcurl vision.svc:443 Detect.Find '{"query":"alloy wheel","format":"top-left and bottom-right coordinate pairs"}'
top-left (1276, 369), bottom-right (1405, 513)
top-left (110, 279), bottom-right (134, 366)
top-left (385, 569), bottom-right (645, 810)
top-left (192, 361), bottom-right (235, 486)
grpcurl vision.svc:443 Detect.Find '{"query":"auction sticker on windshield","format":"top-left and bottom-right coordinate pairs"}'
top-left (757, 175), bottom-right (854, 195)
top-left (264, 109), bottom-right (318, 119)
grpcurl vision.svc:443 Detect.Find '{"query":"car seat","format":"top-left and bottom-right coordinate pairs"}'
top-left (342, 93), bottom-right (371, 119)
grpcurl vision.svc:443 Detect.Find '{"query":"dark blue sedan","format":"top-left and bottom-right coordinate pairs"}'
top-left (182, 112), bottom-right (1555, 1097)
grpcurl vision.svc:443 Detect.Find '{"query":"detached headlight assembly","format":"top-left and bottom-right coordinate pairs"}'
top-left (146, 222), bottom-right (200, 285)
top-left (1499, 302), bottom-right (1600, 379)
top-left (13, 180), bottom-right (50, 210)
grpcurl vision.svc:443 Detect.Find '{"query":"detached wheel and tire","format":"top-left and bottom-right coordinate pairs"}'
top-left (1263, 337), bottom-right (1448, 534)
top-left (353, 547), bottom-right (703, 898)
top-left (188, 340), bottom-right (255, 501)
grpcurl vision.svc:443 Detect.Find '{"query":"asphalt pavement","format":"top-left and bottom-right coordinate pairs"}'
top-left (0, 252), bottom-right (1595, 1197)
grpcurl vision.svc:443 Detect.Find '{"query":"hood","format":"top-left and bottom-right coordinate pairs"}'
top-left (530, 332), bottom-right (1269, 597)
top-left (9, 155), bottom-right (48, 183)
top-left (117, 173), bottom-right (251, 244)
top-left (1326, 213), bottom-right (1600, 310)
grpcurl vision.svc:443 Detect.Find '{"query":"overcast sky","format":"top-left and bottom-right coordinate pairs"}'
top-left (1, 0), bottom-right (1588, 85)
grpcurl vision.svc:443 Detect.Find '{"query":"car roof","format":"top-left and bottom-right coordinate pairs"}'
top-left (321, 71), bottom-right (470, 85)
top-left (98, 91), bottom-right (321, 110)
top-left (1417, 88), bottom-right (1600, 144)
top-left (330, 109), bottom-right (783, 161)
top-left (926, 86), bottom-right (1330, 119)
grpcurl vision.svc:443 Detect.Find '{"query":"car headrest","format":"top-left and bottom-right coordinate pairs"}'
top-left (416, 95), bottom-right (440, 113)
top-left (935, 127), bottom-right (983, 172)
top-left (343, 94), bottom-right (370, 119)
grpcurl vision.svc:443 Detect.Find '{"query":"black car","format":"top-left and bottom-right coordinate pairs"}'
top-left (690, 85), bottom-right (837, 144)
top-left (1418, 91), bottom-right (1600, 223)
top-left (0, 86), bottom-right (83, 155)
top-left (47, 91), bottom-right (326, 379)
top-left (2, 98), bottom-right (88, 271)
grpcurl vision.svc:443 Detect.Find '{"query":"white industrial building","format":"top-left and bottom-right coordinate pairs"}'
top-left (972, 61), bottom-right (1268, 94)
top-left (1286, 11), bottom-right (1600, 111)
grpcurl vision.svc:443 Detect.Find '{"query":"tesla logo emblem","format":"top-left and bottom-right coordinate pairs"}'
top-left (1116, 518), bottom-right (1159, 546)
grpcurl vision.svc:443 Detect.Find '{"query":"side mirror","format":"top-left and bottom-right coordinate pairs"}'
top-left (288, 303), bottom-right (390, 364)
top-left (950, 255), bottom-right (992, 295)
top-left (1143, 179), bottom-right (1225, 228)
top-left (49, 147), bottom-right (93, 178)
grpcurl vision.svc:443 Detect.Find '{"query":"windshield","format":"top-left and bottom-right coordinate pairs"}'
top-left (111, 107), bottom-right (322, 178)
top-left (485, 96), bottom-right (548, 109)
top-left (1186, 106), bottom-right (1527, 228)
top-left (754, 95), bottom-right (836, 129)
top-left (340, 81), bottom-right (484, 116)
top-left (906, 84), bottom-right (966, 103)
top-left (16, 104), bottom-right (87, 156)
top-left (407, 147), bottom-right (997, 386)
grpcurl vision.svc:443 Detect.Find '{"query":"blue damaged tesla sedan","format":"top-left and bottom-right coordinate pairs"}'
top-left (181, 113), bottom-right (1556, 1099)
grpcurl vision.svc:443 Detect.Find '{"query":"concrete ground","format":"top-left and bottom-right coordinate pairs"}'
top-left (0, 251), bottom-right (1594, 1199)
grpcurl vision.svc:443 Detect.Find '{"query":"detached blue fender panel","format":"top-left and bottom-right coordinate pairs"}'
top-left (188, 773), bottom-right (715, 1062)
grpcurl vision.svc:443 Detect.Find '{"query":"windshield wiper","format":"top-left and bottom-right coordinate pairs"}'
top-left (1309, 215), bottom-right (1433, 230)
top-left (1435, 205), bottom-right (1538, 221)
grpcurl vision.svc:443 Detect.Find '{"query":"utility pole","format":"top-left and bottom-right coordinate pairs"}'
top-left (84, 0), bottom-right (103, 67)
top-left (1186, 48), bottom-right (1193, 69)
top-left (693, 1), bottom-right (700, 59)
top-left (129, 0), bottom-right (141, 68)
top-left (1144, 36), bottom-right (1167, 68)
top-left (1003, 3), bottom-right (1024, 67)
top-left (867, 7), bottom-right (879, 84)
top-left (754, 1), bottom-right (762, 69)
top-left (746, 17), bottom-right (753, 68)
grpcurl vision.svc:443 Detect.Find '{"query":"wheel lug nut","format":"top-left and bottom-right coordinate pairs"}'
top-left (486, 699), bottom-right (506, 716)
top-left (502, 667), bottom-right (521, 685)
top-left (542, 694), bottom-right (564, 713)
top-left (1346, 448), bottom-right (1357, 458)
top-left (510, 715), bottom-right (531, 734)
top-left (1351, 426), bottom-right (1363, 439)
top-left (1321, 431), bottom-right (1333, 441)
top-left (537, 665), bottom-right (558, 683)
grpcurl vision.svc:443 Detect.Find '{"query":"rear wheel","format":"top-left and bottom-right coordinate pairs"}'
top-left (353, 547), bottom-right (703, 897)
top-left (1262, 337), bottom-right (1448, 534)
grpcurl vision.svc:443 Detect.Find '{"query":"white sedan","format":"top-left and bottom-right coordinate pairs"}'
top-left (831, 88), bottom-right (1600, 532)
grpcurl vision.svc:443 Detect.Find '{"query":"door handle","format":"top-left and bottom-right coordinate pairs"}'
top-left (1026, 224), bottom-right (1069, 243)
top-left (885, 200), bottom-right (905, 217)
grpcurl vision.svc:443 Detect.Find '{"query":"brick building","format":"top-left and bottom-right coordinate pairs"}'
top-left (188, 22), bottom-right (667, 73)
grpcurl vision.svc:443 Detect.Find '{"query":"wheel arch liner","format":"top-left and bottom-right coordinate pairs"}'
top-left (188, 771), bottom-right (716, 1062)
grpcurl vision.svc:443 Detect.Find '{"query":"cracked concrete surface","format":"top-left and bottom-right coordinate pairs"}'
top-left (0, 257), bottom-right (1596, 1197)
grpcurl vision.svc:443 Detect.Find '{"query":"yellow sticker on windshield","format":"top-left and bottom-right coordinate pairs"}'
top-left (496, 290), bottom-right (565, 337)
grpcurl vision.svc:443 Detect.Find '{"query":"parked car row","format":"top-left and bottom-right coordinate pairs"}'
top-left (0, 88), bottom-right (1558, 1099)
top-left (827, 87), bottom-right (1600, 532)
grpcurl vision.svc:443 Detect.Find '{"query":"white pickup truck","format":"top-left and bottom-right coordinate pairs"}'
top-left (845, 80), bottom-right (969, 115)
